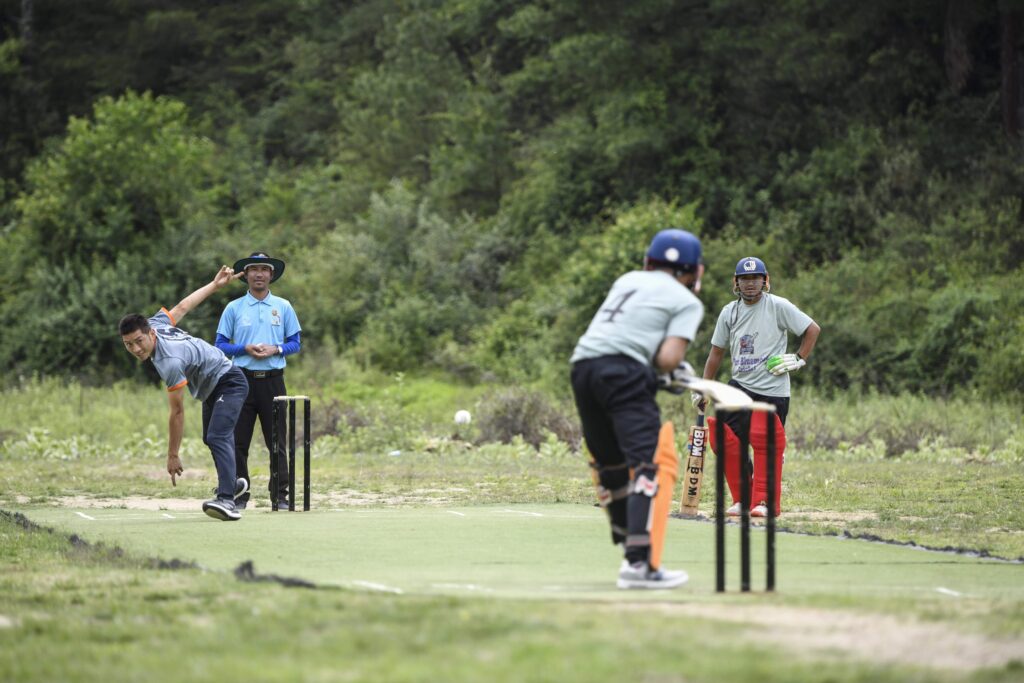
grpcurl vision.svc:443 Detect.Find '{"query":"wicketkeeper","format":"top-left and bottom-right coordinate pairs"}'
top-left (570, 228), bottom-right (705, 590)
top-left (696, 256), bottom-right (820, 517)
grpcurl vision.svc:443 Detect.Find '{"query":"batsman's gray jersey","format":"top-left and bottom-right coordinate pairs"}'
top-left (711, 294), bottom-right (813, 397)
top-left (149, 309), bottom-right (232, 402)
top-left (570, 270), bottom-right (704, 366)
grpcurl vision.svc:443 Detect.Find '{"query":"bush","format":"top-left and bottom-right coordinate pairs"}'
top-left (0, 91), bottom-right (227, 379)
top-left (474, 387), bottom-right (580, 450)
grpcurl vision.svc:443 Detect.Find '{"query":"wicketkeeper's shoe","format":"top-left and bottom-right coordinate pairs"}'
top-left (202, 498), bottom-right (241, 521)
top-left (234, 478), bottom-right (249, 500)
top-left (616, 560), bottom-right (689, 590)
top-left (751, 501), bottom-right (769, 517)
top-left (726, 502), bottom-right (742, 516)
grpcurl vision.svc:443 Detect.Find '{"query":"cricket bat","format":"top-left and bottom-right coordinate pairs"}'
top-left (679, 408), bottom-right (707, 517)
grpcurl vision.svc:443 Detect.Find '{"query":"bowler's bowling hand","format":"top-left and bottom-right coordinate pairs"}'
top-left (167, 453), bottom-right (184, 486)
top-left (213, 265), bottom-right (244, 288)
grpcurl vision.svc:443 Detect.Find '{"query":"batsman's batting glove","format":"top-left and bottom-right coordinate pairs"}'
top-left (657, 361), bottom-right (695, 395)
top-left (766, 353), bottom-right (806, 376)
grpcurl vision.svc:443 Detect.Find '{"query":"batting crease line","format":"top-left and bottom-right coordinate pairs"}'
top-left (500, 509), bottom-right (543, 517)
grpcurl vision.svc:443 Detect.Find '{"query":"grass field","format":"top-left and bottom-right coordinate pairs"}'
top-left (1, 375), bottom-right (1023, 681)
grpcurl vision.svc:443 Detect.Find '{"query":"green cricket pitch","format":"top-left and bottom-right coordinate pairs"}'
top-left (22, 503), bottom-right (1022, 602)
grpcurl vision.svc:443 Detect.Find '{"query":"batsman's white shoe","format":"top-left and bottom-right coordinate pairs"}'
top-left (616, 561), bottom-right (689, 590)
top-left (751, 501), bottom-right (769, 518)
top-left (726, 502), bottom-right (742, 517)
top-left (202, 498), bottom-right (241, 521)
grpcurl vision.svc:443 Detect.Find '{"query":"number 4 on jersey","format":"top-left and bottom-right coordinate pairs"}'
top-left (602, 289), bottom-right (636, 322)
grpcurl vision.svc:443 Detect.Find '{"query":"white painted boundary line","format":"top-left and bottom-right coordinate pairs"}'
top-left (446, 510), bottom-right (466, 517)
top-left (351, 580), bottom-right (403, 594)
top-left (432, 583), bottom-right (493, 592)
top-left (74, 512), bottom-right (95, 520)
top-left (935, 587), bottom-right (963, 597)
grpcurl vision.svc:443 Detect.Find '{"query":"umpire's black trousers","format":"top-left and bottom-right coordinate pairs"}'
top-left (234, 368), bottom-right (289, 504)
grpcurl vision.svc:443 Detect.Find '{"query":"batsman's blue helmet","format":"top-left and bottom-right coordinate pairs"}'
top-left (645, 229), bottom-right (702, 273)
top-left (735, 256), bottom-right (768, 277)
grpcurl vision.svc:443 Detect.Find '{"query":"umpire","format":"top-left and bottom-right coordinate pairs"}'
top-left (215, 251), bottom-right (303, 509)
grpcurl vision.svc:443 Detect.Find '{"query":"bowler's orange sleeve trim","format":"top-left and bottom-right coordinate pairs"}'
top-left (161, 307), bottom-right (177, 326)
top-left (168, 380), bottom-right (188, 392)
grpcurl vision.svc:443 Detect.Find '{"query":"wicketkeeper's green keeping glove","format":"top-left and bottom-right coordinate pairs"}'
top-left (766, 353), bottom-right (805, 376)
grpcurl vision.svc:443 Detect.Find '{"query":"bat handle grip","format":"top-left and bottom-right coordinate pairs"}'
top-left (696, 411), bottom-right (705, 427)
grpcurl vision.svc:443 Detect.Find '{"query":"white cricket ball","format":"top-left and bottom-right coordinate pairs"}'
top-left (454, 410), bottom-right (472, 425)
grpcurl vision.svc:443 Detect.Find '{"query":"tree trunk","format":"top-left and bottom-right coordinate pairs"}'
top-left (20, 0), bottom-right (33, 46)
top-left (944, 0), bottom-right (972, 94)
top-left (1001, 10), bottom-right (1023, 138)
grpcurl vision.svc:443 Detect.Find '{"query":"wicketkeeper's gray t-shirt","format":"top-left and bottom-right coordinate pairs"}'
top-left (149, 309), bottom-right (232, 402)
top-left (710, 294), bottom-right (813, 397)
top-left (570, 270), bottom-right (704, 366)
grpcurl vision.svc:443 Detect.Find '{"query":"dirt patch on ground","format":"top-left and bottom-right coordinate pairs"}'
top-left (784, 510), bottom-right (878, 523)
top-left (636, 602), bottom-right (1024, 672)
top-left (42, 488), bottom-right (470, 511)
top-left (322, 488), bottom-right (462, 507)
top-left (52, 496), bottom-right (203, 511)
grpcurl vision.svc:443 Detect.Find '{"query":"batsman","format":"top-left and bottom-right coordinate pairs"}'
top-left (696, 256), bottom-right (821, 517)
top-left (570, 228), bottom-right (704, 590)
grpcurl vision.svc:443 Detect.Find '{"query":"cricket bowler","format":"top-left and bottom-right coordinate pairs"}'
top-left (119, 266), bottom-right (250, 521)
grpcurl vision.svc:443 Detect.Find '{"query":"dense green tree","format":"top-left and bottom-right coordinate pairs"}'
top-left (0, 0), bottom-right (1020, 399)
top-left (0, 91), bottom-right (227, 378)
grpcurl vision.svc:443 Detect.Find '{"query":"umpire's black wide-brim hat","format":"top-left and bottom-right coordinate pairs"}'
top-left (233, 252), bottom-right (285, 283)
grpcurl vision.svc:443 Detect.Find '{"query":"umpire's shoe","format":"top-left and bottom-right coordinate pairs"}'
top-left (203, 498), bottom-right (242, 521)
top-left (616, 560), bottom-right (688, 590)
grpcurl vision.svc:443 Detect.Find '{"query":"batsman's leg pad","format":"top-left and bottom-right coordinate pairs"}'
top-left (625, 462), bottom-right (657, 564)
top-left (647, 421), bottom-right (679, 571)
top-left (706, 417), bottom-right (743, 504)
top-left (749, 412), bottom-right (786, 515)
top-left (589, 459), bottom-right (630, 544)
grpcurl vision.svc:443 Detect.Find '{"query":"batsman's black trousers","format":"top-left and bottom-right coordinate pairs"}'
top-left (234, 369), bottom-right (289, 504)
top-left (571, 355), bottom-right (661, 564)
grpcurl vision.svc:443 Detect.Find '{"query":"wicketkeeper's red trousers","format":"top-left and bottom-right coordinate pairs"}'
top-left (706, 412), bottom-right (786, 515)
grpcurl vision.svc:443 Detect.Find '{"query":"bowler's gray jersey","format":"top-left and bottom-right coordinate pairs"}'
top-left (710, 294), bottom-right (813, 397)
top-left (149, 309), bottom-right (232, 402)
top-left (570, 270), bottom-right (704, 366)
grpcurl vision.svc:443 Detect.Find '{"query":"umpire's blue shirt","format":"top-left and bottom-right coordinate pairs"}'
top-left (215, 291), bottom-right (302, 370)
